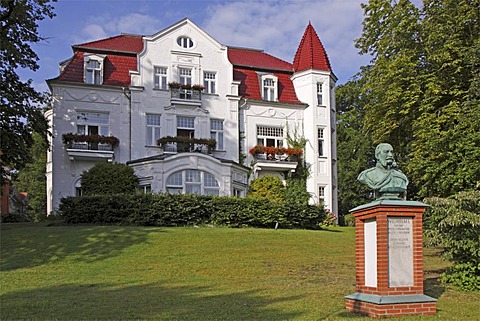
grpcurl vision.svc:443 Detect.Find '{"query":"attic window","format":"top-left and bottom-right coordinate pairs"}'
top-left (84, 54), bottom-right (105, 85)
top-left (177, 36), bottom-right (194, 49)
top-left (261, 74), bottom-right (278, 101)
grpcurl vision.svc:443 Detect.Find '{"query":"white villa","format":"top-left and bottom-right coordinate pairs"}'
top-left (46, 18), bottom-right (337, 216)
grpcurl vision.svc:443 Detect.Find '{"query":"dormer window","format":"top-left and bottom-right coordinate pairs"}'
top-left (261, 75), bottom-right (278, 101)
top-left (177, 36), bottom-right (194, 49)
top-left (84, 54), bottom-right (105, 85)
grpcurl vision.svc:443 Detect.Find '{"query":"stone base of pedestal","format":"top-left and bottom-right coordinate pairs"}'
top-left (345, 293), bottom-right (437, 318)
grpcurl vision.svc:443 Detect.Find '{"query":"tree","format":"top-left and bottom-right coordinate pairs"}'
top-left (0, 0), bottom-right (56, 179)
top-left (353, 0), bottom-right (480, 199)
top-left (13, 132), bottom-right (46, 221)
top-left (335, 75), bottom-right (372, 218)
top-left (80, 162), bottom-right (139, 196)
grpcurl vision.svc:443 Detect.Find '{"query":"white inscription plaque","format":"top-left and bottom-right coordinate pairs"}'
top-left (388, 217), bottom-right (413, 287)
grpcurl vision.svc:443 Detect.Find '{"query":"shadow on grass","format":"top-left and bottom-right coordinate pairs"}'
top-left (0, 282), bottom-right (303, 320)
top-left (0, 223), bottom-right (157, 271)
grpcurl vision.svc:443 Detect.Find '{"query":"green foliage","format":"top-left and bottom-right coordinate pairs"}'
top-left (58, 193), bottom-right (327, 230)
top-left (343, 214), bottom-right (355, 227)
top-left (0, 0), bottom-right (55, 173)
top-left (247, 176), bottom-right (285, 204)
top-left (424, 191), bottom-right (480, 291)
top-left (284, 178), bottom-right (310, 206)
top-left (13, 133), bottom-right (47, 221)
top-left (80, 162), bottom-right (139, 196)
top-left (335, 76), bottom-right (372, 217)
top-left (345, 0), bottom-right (480, 199)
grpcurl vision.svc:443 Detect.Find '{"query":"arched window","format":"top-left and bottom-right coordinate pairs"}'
top-left (177, 36), bottom-right (194, 49)
top-left (166, 170), bottom-right (219, 196)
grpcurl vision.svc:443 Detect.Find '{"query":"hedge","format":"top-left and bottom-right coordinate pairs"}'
top-left (59, 193), bottom-right (327, 229)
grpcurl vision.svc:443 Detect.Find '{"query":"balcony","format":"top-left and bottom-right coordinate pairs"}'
top-left (157, 136), bottom-right (216, 155)
top-left (169, 83), bottom-right (204, 107)
top-left (62, 133), bottom-right (118, 162)
top-left (250, 145), bottom-right (302, 174)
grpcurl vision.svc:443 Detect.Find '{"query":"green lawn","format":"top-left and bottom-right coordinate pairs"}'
top-left (1, 223), bottom-right (479, 320)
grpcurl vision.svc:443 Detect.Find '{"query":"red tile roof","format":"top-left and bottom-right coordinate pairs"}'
top-left (293, 23), bottom-right (332, 73)
top-left (228, 47), bottom-right (292, 72)
top-left (58, 51), bottom-right (137, 86)
top-left (233, 67), bottom-right (302, 104)
top-left (74, 34), bottom-right (144, 54)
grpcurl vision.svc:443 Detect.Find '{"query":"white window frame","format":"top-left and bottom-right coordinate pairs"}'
top-left (179, 67), bottom-right (192, 85)
top-left (177, 36), bottom-right (194, 49)
top-left (318, 186), bottom-right (326, 205)
top-left (83, 54), bottom-right (105, 85)
top-left (318, 127), bottom-right (325, 157)
top-left (257, 126), bottom-right (284, 147)
top-left (261, 74), bottom-right (278, 101)
top-left (154, 67), bottom-right (167, 89)
top-left (210, 119), bottom-right (224, 150)
top-left (76, 112), bottom-right (110, 136)
top-left (166, 170), bottom-right (219, 196)
top-left (146, 114), bottom-right (161, 146)
top-left (204, 71), bottom-right (216, 94)
top-left (317, 82), bottom-right (323, 105)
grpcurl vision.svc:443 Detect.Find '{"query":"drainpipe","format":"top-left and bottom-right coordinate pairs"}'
top-left (122, 87), bottom-right (132, 161)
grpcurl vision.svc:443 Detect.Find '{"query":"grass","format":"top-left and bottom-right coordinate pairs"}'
top-left (1, 223), bottom-right (479, 320)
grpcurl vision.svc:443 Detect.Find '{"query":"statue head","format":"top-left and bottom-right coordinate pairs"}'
top-left (375, 143), bottom-right (396, 169)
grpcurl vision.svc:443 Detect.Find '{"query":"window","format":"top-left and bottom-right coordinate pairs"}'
top-left (75, 180), bottom-right (82, 197)
top-left (263, 78), bottom-right (275, 101)
top-left (317, 83), bottom-right (323, 105)
top-left (154, 67), bottom-right (167, 89)
top-left (210, 119), bottom-right (224, 150)
top-left (139, 185), bottom-right (152, 194)
top-left (146, 114), bottom-right (161, 146)
top-left (204, 72), bottom-right (216, 94)
top-left (77, 112), bottom-right (109, 136)
top-left (166, 170), bottom-right (219, 196)
top-left (85, 59), bottom-right (102, 84)
top-left (318, 186), bottom-right (325, 205)
top-left (177, 36), bottom-right (193, 49)
top-left (257, 126), bottom-right (283, 147)
top-left (177, 116), bottom-right (195, 151)
top-left (233, 188), bottom-right (244, 197)
top-left (318, 128), bottom-right (324, 157)
top-left (179, 68), bottom-right (192, 85)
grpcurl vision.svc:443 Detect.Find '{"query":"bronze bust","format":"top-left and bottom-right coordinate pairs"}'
top-left (357, 143), bottom-right (408, 200)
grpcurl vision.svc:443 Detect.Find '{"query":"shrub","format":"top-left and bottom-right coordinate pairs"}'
top-left (423, 191), bottom-right (480, 291)
top-left (59, 193), bottom-right (327, 230)
top-left (343, 213), bottom-right (355, 227)
top-left (80, 162), bottom-right (139, 196)
top-left (284, 178), bottom-right (310, 205)
top-left (247, 176), bottom-right (285, 204)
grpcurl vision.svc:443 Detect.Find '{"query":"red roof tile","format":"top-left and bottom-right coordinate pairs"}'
top-left (74, 34), bottom-right (144, 54)
top-left (58, 51), bottom-right (137, 86)
top-left (233, 67), bottom-right (302, 104)
top-left (293, 23), bottom-right (332, 73)
top-left (228, 47), bottom-right (292, 71)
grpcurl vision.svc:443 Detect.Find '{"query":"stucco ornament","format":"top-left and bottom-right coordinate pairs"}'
top-left (357, 143), bottom-right (408, 200)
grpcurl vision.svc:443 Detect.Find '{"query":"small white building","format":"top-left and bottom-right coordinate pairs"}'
top-left (46, 18), bottom-right (337, 215)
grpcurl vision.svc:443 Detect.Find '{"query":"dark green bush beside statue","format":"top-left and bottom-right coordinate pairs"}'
top-left (423, 191), bottom-right (480, 291)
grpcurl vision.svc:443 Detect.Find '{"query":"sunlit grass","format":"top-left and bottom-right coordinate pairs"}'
top-left (1, 223), bottom-right (479, 320)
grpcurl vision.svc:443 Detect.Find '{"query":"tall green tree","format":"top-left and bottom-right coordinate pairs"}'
top-left (0, 0), bottom-right (56, 179)
top-left (355, 0), bottom-right (423, 161)
top-left (80, 162), bottom-right (139, 196)
top-left (407, 0), bottom-right (480, 197)
top-left (13, 132), bottom-right (46, 221)
top-left (335, 75), bottom-right (372, 217)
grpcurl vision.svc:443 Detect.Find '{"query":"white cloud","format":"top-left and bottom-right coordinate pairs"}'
top-left (203, 0), bottom-right (370, 83)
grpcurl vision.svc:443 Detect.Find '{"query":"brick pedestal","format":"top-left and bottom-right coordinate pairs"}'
top-left (345, 200), bottom-right (437, 318)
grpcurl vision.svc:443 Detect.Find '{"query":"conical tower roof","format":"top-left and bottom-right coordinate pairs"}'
top-left (293, 22), bottom-right (332, 73)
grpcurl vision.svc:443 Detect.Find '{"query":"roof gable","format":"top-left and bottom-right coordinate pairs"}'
top-left (293, 23), bottom-right (332, 73)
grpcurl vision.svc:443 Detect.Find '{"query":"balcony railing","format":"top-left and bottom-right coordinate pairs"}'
top-left (170, 88), bottom-right (201, 101)
top-left (157, 136), bottom-right (216, 154)
top-left (67, 142), bottom-right (114, 151)
top-left (62, 133), bottom-right (118, 161)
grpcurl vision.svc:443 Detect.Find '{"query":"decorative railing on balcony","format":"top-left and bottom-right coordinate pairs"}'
top-left (170, 88), bottom-right (201, 100)
top-left (249, 145), bottom-right (303, 163)
top-left (62, 133), bottom-right (118, 161)
top-left (157, 136), bottom-right (216, 154)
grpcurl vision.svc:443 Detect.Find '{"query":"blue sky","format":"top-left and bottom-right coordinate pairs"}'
top-left (23, 0), bottom-right (374, 92)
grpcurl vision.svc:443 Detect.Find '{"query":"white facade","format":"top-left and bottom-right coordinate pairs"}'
top-left (46, 18), bottom-right (337, 216)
